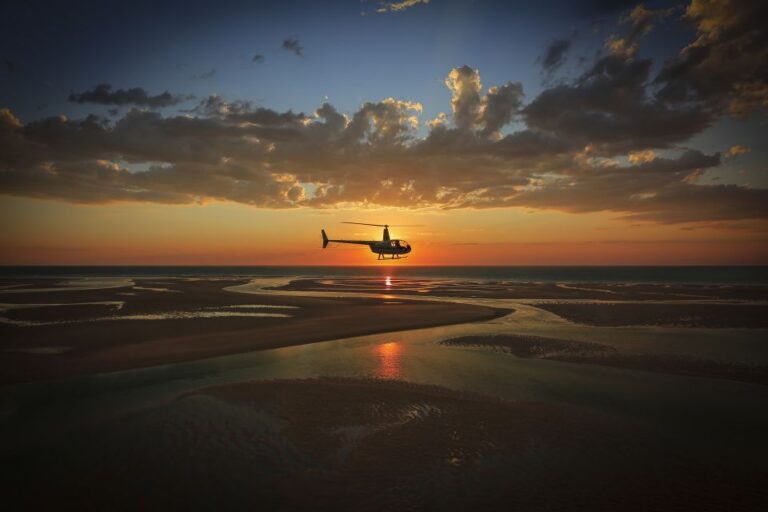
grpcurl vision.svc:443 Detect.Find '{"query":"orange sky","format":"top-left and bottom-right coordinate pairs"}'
top-left (2, 197), bottom-right (766, 265)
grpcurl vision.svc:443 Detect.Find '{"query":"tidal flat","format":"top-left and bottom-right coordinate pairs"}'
top-left (2, 275), bottom-right (767, 510)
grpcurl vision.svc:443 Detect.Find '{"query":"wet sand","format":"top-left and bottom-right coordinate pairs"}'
top-left (532, 302), bottom-right (768, 328)
top-left (0, 278), bottom-right (507, 385)
top-left (7, 377), bottom-right (764, 511)
top-left (441, 334), bottom-right (768, 385)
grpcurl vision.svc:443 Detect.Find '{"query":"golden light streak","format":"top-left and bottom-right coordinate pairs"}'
top-left (374, 341), bottom-right (402, 379)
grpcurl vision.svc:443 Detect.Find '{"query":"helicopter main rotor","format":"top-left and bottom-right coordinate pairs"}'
top-left (342, 222), bottom-right (423, 228)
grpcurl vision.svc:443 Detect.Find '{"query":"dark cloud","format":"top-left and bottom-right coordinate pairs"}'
top-left (480, 82), bottom-right (524, 137)
top-left (540, 39), bottom-right (571, 73)
top-left (623, 4), bottom-right (675, 43)
top-left (603, 4), bottom-right (676, 58)
top-left (282, 37), bottom-right (303, 57)
top-left (252, 54), bottom-right (265, 63)
top-left (188, 95), bottom-right (253, 117)
top-left (631, 149), bottom-right (721, 173)
top-left (189, 95), bottom-right (307, 128)
top-left (4, 60), bottom-right (17, 73)
top-left (524, 55), bottom-right (713, 154)
top-left (505, 149), bottom-right (758, 224)
top-left (192, 69), bottom-right (216, 80)
top-left (67, 83), bottom-right (190, 108)
top-left (655, 0), bottom-right (768, 117)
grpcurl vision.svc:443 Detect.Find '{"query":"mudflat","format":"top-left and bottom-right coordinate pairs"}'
top-left (0, 278), bottom-right (507, 385)
top-left (8, 378), bottom-right (764, 511)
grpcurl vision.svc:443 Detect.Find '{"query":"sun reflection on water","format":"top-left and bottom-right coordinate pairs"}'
top-left (385, 276), bottom-right (392, 288)
top-left (375, 341), bottom-right (402, 379)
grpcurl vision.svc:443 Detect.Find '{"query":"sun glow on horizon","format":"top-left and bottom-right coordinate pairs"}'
top-left (1, 197), bottom-right (767, 266)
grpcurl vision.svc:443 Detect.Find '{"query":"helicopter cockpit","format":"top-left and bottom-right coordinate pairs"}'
top-left (391, 240), bottom-right (411, 252)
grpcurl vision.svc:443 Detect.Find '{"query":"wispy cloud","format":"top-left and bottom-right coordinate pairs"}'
top-left (375, 0), bottom-right (430, 14)
top-left (68, 83), bottom-right (192, 108)
top-left (282, 37), bottom-right (303, 57)
top-left (539, 39), bottom-right (571, 74)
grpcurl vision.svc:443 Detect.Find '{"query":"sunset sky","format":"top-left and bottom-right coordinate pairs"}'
top-left (1, 0), bottom-right (766, 265)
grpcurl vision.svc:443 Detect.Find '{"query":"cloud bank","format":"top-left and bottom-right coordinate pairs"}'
top-left (1, 0), bottom-right (766, 226)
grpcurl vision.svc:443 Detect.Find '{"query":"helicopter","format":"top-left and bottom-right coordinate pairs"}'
top-left (322, 222), bottom-right (413, 260)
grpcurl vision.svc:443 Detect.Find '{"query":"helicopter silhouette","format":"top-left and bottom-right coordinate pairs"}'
top-left (322, 222), bottom-right (415, 260)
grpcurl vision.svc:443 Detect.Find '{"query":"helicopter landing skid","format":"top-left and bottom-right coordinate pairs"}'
top-left (377, 254), bottom-right (408, 260)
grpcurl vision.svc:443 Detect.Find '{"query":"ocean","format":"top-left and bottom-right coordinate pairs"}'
top-left (1, 265), bottom-right (767, 284)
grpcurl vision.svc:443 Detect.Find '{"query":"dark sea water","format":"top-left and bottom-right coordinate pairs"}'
top-left (1, 265), bottom-right (767, 284)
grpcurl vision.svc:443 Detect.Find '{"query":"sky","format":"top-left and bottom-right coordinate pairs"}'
top-left (1, 0), bottom-right (767, 265)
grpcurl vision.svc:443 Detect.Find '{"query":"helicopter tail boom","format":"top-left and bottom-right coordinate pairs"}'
top-left (321, 229), bottom-right (376, 247)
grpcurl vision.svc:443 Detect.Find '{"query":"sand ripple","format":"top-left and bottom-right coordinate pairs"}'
top-left (9, 378), bottom-right (765, 510)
